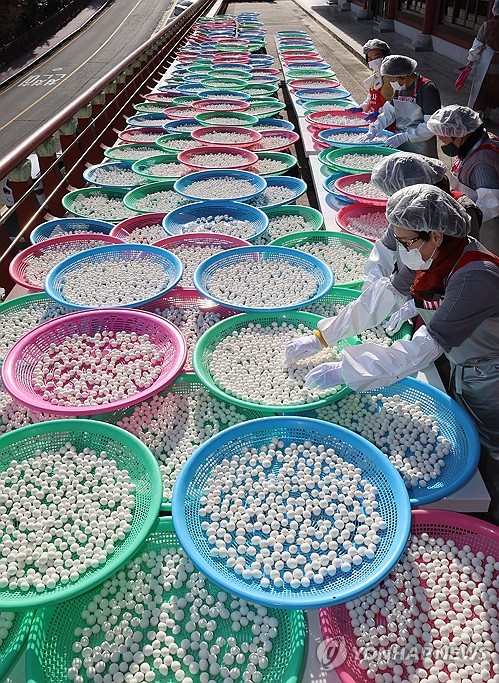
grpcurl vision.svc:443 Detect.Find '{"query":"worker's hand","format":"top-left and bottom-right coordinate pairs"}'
top-left (283, 334), bottom-right (323, 367)
top-left (305, 361), bottom-right (344, 390)
top-left (384, 131), bottom-right (409, 148)
top-left (346, 106), bottom-right (363, 113)
top-left (383, 300), bottom-right (417, 335)
top-left (360, 125), bottom-right (379, 143)
top-left (364, 110), bottom-right (379, 122)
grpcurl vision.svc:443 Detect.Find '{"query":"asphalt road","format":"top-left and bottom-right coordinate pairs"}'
top-left (0, 0), bottom-right (176, 159)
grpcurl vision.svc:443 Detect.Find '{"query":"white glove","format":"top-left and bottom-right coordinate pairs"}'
top-left (283, 334), bottom-right (323, 367)
top-left (384, 299), bottom-right (417, 335)
top-left (361, 124), bottom-right (380, 142)
top-left (475, 188), bottom-right (499, 222)
top-left (362, 241), bottom-right (397, 291)
top-left (305, 361), bottom-right (343, 390)
top-left (384, 131), bottom-right (409, 148)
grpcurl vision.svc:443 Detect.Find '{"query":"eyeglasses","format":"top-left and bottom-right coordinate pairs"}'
top-left (394, 234), bottom-right (423, 251)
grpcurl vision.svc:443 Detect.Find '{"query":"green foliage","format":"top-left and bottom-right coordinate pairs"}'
top-left (0, 0), bottom-right (71, 52)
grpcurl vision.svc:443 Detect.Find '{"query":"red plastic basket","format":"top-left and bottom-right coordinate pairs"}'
top-left (306, 110), bottom-right (367, 130)
top-left (110, 213), bottom-right (168, 243)
top-left (191, 99), bottom-right (250, 112)
top-left (177, 146), bottom-right (258, 170)
top-left (118, 127), bottom-right (166, 143)
top-left (334, 173), bottom-right (388, 207)
top-left (144, 91), bottom-right (180, 103)
top-left (190, 125), bottom-right (262, 148)
top-left (1, 309), bottom-right (187, 415)
top-left (9, 234), bottom-right (123, 291)
top-left (288, 78), bottom-right (341, 91)
top-left (319, 509), bottom-right (499, 683)
top-left (335, 204), bottom-right (389, 243)
top-left (142, 287), bottom-right (237, 372)
top-left (253, 130), bottom-right (300, 152)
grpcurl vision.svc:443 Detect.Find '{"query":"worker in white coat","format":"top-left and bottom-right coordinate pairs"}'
top-left (465, 0), bottom-right (499, 118)
top-left (426, 105), bottom-right (499, 255)
top-left (364, 55), bottom-right (441, 158)
top-left (284, 185), bottom-right (499, 460)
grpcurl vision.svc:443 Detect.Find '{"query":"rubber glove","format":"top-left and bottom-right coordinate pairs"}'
top-left (364, 110), bottom-right (379, 122)
top-left (283, 334), bottom-right (323, 367)
top-left (305, 361), bottom-right (343, 390)
top-left (384, 131), bottom-right (409, 148)
top-left (346, 106), bottom-right (363, 113)
top-left (383, 299), bottom-right (417, 335)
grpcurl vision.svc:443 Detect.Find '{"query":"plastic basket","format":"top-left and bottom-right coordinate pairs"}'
top-left (30, 218), bottom-right (114, 244)
top-left (175, 82), bottom-right (206, 94)
top-left (191, 125), bottom-right (262, 148)
top-left (316, 127), bottom-right (393, 149)
top-left (144, 90), bottom-right (183, 102)
top-left (2, 309), bottom-right (186, 416)
top-left (174, 169), bottom-right (266, 202)
top-left (245, 98), bottom-right (286, 118)
top-left (163, 118), bottom-right (201, 134)
top-left (177, 145), bottom-right (258, 171)
top-left (172, 415), bottom-right (411, 609)
top-left (270, 231), bottom-right (373, 288)
top-left (196, 88), bottom-right (252, 100)
top-left (0, 610), bottom-right (34, 680)
top-left (253, 130), bottom-right (300, 152)
top-left (322, 172), bottom-right (356, 206)
top-left (125, 113), bottom-right (174, 128)
top-left (252, 75), bottom-right (281, 85)
top-left (301, 99), bottom-right (353, 112)
top-left (62, 187), bottom-right (141, 222)
top-left (193, 245), bottom-right (333, 312)
top-left (155, 133), bottom-right (199, 153)
top-left (263, 205), bottom-right (324, 233)
top-left (294, 87), bottom-right (349, 100)
top-left (45, 243), bottom-right (183, 310)
top-left (109, 213), bottom-right (167, 243)
top-left (245, 176), bottom-right (307, 209)
top-left (191, 98), bottom-right (250, 112)
top-left (82, 161), bottom-right (144, 190)
top-left (9, 233), bottom-right (123, 290)
top-left (172, 95), bottom-right (202, 106)
top-left (336, 204), bottom-right (389, 243)
top-left (117, 127), bottom-right (166, 143)
top-left (319, 509), bottom-right (496, 682)
top-left (26, 516), bottom-right (306, 683)
top-left (249, 151), bottom-right (298, 176)
top-left (253, 118), bottom-right (295, 132)
top-left (133, 100), bottom-right (172, 113)
top-left (103, 142), bottom-right (164, 162)
top-left (194, 111), bottom-right (259, 127)
top-left (0, 419), bottom-right (161, 609)
top-left (322, 146), bottom-right (398, 174)
top-left (286, 69), bottom-right (336, 80)
top-left (123, 181), bottom-right (194, 214)
top-left (0, 293), bottom-right (72, 364)
top-left (305, 110), bottom-right (367, 131)
top-left (131, 154), bottom-right (189, 181)
top-left (192, 310), bottom-right (359, 414)
top-left (201, 78), bottom-right (248, 90)
top-left (162, 105), bottom-right (202, 120)
top-left (163, 200), bottom-right (269, 242)
top-left (334, 174), bottom-right (388, 207)
top-left (243, 83), bottom-right (280, 97)
top-left (288, 78), bottom-right (340, 91)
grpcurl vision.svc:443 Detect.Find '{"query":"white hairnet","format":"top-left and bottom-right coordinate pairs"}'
top-left (362, 39), bottom-right (391, 57)
top-left (380, 55), bottom-right (417, 77)
top-left (426, 105), bottom-right (483, 138)
top-left (386, 184), bottom-right (471, 237)
top-left (493, 0), bottom-right (499, 15)
top-left (371, 152), bottom-right (447, 195)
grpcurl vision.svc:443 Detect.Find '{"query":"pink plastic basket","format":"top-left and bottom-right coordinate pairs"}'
top-left (163, 105), bottom-right (200, 120)
top-left (252, 68), bottom-right (280, 76)
top-left (334, 173), bottom-right (388, 207)
top-left (288, 78), bottom-right (340, 91)
top-left (118, 127), bottom-right (166, 143)
top-left (9, 234), bottom-right (123, 291)
top-left (191, 125), bottom-right (262, 148)
top-left (142, 287), bottom-right (237, 372)
top-left (144, 91), bottom-right (181, 102)
top-left (336, 204), bottom-right (389, 243)
top-left (110, 213), bottom-right (168, 243)
top-left (306, 110), bottom-right (367, 130)
top-left (191, 99), bottom-right (250, 112)
top-left (177, 146), bottom-right (258, 170)
top-left (1, 309), bottom-right (187, 415)
top-left (319, 509), bottom-right (499, 683)
top-left (253, 130), bottom-right (300, 152)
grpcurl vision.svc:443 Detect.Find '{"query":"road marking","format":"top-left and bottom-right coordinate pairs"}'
top-left (0, 0), bottom-right (149, 134)
top-left (159, 2), bottom-right (176, 28)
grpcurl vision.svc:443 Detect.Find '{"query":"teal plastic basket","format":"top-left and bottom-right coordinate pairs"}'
top-left (0, 610), bottom-right (34, 681)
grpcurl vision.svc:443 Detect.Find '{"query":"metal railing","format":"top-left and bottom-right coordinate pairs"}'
top-left (0, 0), bottom-right (217, 290)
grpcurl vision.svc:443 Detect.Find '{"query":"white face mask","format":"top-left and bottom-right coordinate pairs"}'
top-left (390, 81), bottom-right (405, 91)
top-left (368, 58), bottom-right (383, 73)
top-left (398, 243), bottom-right (437, 271)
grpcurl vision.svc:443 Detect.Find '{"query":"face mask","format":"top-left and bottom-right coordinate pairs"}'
top-left (390, 81), bottom-right (405, 91)
top-left (398, 243), bottom-right (437, 271)
top-left (368, 58), bottom-right (383, 72)
top-left (441, 140), bottom-right (460, 157)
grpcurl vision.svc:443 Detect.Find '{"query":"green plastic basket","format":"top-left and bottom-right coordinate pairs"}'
top-left (302, 99), bottom-right (353, 112)
top-left (62, 187), bottom-right (139, 222)
top-left (209, 69), bottom-right (252, 80)
top-left (133, 101), bottom-right (170, 114)
top-left (103, 142), bottom-right (164, 162)
top-left (172, 95), bottom-right (200, 105)
top-left (193, 311), bottom-right (359, 414)
top-left (0, 610), bottom-right (34, 681)
top-left (0, 419), bottom-right (162, 610)
top-left (194, 111), bottom-right (259, 127)
top-left (156, 133), bottom-right (198, 154)
top-left (132, 154), bottom-right (187, 182)
top-left (26, 517), bottom-right (306, 683)
top-left (270, 231), bottom-right (373, 288)
top-left (244, 83), bottom-right (279, 97)
top-left (286, 68), bottom-right (335, 79)
top-left (245, 98), bottom-right (286, 118)
top-left (201, 78), bottom-right (247, 90)
top-left (123, 181), bottom-right (193, 214)
top-left (96, 374), bottom-right (264, 511)
top-left (0, 293), bottom-right (71, 364)
top-left (263, 205), bottom-right (324, 241)
top-left (323, 146), bottom-right (398, 174)
top-left (252, 152), bottom-right (297, 176)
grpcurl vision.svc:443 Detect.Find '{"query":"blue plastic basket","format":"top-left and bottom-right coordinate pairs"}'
top-left (172, 415), bottom-right (411, 609)
top-left (318, 127), bottom-right (393, 148)
top-left (163, 118), bottom-right (202, 134)
top-left (294, 87), bottom-right (351, 101)
top-left (193, 245), bottom-right (334, 312)
top-left (125, 113), bottom-right (174, 128)
top-left (176, 83), bottom-right (206, 94)
top-left (245, 176), bottom-right (307, 209)
top-left (44, 244), bottom-right (183, 310)
top-left (82, 161), bottom-right (144, 190)
top-left (252, 75), bottom-right (281, 84)
top-left (163, 200), bottom-right (269, 241)
top-left (323, 173), bottom-right (355, 205)
top-left (286, 61), bottom-right (332, 69)
top-left (30, 218), bottom-right (114, 244)
top-left (174, 169), bottom-right (267, 202)
top-left (299, 377), bottom-right (481, 507)
top-left (253, 118), bottom-right (295, 132)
